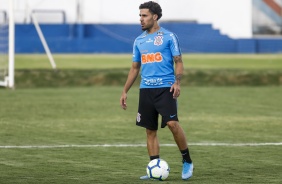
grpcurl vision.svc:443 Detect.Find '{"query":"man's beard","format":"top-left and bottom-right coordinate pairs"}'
top-left (141, 23), bottom-right (153, 31)
top-left (142, 26), bottom-right (152, 32)
top-left (141, 27), bottom-right (148, 31)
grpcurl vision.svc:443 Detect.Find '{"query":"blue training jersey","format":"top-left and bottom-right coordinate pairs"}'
top-left (132, 27), bottom-right (181, 88)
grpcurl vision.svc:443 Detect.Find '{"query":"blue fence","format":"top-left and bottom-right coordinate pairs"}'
top-left (15, 23), bottom-right (281, 53)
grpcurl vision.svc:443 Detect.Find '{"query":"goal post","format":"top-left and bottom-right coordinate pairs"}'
top-left (0, 0), bottom-right (57, 88)
top-left (28, 4), bottom-right (56, 70)
top-left (8, 0), bottom-right (15, 88)
top-left (0, 0), bottom-right (14, 88)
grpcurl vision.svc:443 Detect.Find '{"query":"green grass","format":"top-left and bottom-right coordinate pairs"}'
top-left (0, 86), bottom-right (281, 183)
top-left (15, 54), bottom-right (282, 70)
top-left (1, 54), bottom-right (282, 183)
top-left (10, 54), bottom-right (282, 87)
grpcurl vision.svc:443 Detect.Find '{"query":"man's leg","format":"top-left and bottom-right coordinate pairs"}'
top-left (140, 129), bottom-right (159, 180)
top-left (167, 121), bottom-right (193, 180)
top-left (146, 128), bottom-right (159, 157)
top-left (167, 121), bottom-right (188, 150)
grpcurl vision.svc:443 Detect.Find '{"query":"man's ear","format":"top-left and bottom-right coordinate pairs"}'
top-left (153, 14), bottom-right (158, 21)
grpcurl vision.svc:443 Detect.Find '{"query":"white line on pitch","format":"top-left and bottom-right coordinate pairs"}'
top-left (0, 142), bottom-right (281, 149)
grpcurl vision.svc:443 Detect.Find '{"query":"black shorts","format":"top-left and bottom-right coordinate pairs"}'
top-left (136, 87), bottom-right (178, 130)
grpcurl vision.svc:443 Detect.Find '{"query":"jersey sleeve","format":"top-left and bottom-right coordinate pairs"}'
top-left (169, 33), bottom-right (182, 56)
top-left (132, 39), bottom-right (141, 62)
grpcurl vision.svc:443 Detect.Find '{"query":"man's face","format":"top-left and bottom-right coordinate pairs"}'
top-left (139, 9), bottom-right (155, 31)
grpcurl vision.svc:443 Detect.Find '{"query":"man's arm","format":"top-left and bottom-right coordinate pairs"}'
top-left (170, 55), bottom-right (184, 99)
top-left (120, 62), bottom-right (141, 110)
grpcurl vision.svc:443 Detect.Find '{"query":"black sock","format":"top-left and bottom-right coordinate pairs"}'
top-left (150, 155), bottom-right (160, 160)
top-left (180, 148), bottom-right (192, 163)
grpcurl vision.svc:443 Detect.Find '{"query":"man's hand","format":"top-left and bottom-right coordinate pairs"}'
top-left (120, 92), bottom-right (127, 110)
top-left (170, 83), bottom-right (181, 99)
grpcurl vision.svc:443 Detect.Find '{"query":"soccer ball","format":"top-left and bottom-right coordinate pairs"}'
top-left (146, 158), bottom-right (170, 181)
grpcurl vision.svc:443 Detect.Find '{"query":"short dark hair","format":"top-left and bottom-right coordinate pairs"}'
top-left (139, 1), bottom-right (162, 20)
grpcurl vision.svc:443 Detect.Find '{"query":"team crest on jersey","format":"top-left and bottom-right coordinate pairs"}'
top-left (136, 113), bottom-right (141, 122)
top-left (154, 36), bottom-right (163, 46)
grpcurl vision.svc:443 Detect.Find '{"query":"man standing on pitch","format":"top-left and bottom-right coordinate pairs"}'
top-left (120, 1), bottom-right (193, 180)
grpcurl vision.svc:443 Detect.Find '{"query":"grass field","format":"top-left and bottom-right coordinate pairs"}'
top-left (0, 86), bottom-right (281, 183)
top-left (0, 54), bottom-right (282, 183)
top-left (10, 54), bottom-right (282, 87)
top-left (15, 54), bottom-right (282, 70)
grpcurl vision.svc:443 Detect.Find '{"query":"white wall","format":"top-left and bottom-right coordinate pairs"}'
top-left (160, 0), bottom-right (253, 38)
top-left (0, 0), bottom-right (253, 38)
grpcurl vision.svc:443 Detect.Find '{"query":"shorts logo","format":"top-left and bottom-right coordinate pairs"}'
top-left (141, 52), bottom-right (163, 64)
top-left (136, 113), bottom-right (141, 123)
top-left (154, 36), bottom-right (163, 46)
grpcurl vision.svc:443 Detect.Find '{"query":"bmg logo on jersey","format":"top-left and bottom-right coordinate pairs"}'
top-left (141, 52), bottom-right (163, 64)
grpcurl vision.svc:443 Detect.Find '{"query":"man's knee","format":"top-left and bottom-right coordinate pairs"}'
top-left (167, 121), bottom-right (179, 132)
top-left (146, 129), bottom-right (157, 138)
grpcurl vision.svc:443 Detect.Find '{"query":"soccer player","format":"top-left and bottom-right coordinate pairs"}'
top-left (119, 1), bottom-right (193, 180)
